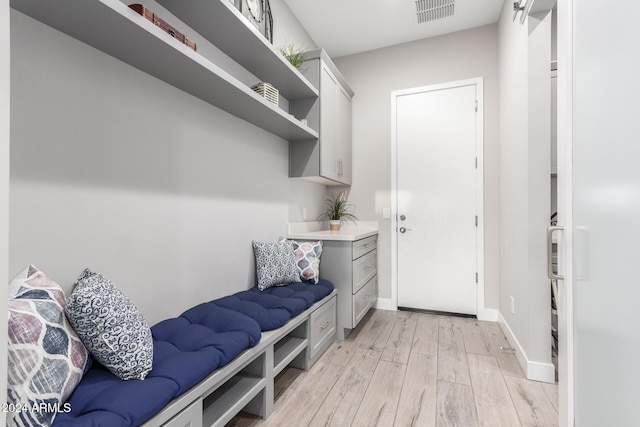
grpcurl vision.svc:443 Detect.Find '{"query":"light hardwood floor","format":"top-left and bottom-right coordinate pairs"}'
top-left (228, 309), bottom-right (559, 427)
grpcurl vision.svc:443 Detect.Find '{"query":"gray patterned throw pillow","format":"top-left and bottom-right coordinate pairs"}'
top-left (65, 269), bottom-right (153, 380)
top-left (253, 240), bottom-right (301, 290)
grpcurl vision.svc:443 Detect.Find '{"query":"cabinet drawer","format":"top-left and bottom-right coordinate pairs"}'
top-left (352, 235), bottom-right (377, 260)
top-left (353, 250), bottom-right (377, 293)
top-left (309, 295), bottom-right (337, 360)
top-left (353, 276), bottom-right (378, 327)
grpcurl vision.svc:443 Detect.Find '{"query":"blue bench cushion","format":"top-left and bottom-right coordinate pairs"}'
top-left (255, 279), bottom-right (334, 304)
top-left (52, 305), bottom-right (260, 426)
top-left (52, 281), bottom-right (334, 426)
top-left (212, 292), bottom-right (301, 331)
top-left (213, 279), bottom-right (334, 331)
top-left (51, 368), bottom-right (178, 427)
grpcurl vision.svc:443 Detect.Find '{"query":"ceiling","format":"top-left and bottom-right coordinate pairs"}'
top-left (283, 0), bottom-right (505, 58)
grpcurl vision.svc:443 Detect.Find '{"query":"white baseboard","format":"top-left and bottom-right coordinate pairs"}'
top-left (375, 297), bottom-right (396, 311)
top-left (478, 308), bottom-right (499, 322)
top-left (498, 312), bottom-right (556, 383)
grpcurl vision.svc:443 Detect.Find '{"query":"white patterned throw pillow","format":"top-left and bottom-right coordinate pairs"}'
top-left (279, 238), bottom-right (323, 284)
top-left (292, 240), bottom-right (323, 284)
top-left (64, 269), bottom-right (153, 381)
top-left (7, 265), bottom-right (89, 427)
top-left (253, 240), bottom-right (300, 291)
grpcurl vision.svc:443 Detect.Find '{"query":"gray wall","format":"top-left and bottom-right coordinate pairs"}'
top-left (9, 1), bottom-right (323, 326)
top-left (269, 0), bottom-right (316, 51)
top-left (334, 24), bottom-right (500, 310)
top-left (498, 0), bottom-right (553, 380)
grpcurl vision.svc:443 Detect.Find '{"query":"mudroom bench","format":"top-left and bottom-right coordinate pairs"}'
top-left (145, 288), bottom-right (337, 427)
top-left (46, 280), bottom-right (337, 427)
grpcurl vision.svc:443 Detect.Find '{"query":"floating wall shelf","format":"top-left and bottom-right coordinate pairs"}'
top-left (158, 0), bottom-right (318, 101)
top-left (11, 0), bottom-right (319, 141)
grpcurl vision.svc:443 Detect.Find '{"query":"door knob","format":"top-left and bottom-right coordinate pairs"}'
top-left (399, 227), bottom-right (412, 233)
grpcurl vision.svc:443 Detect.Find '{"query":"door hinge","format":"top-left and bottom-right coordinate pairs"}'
top-left (474, 100), bottom-right (478, 112)
top-left (476, 272), bottom-right (479, 283)
top-left (475, 215), bottom-right (478, 227)
top-left (475, 157), bottom-right (478, 169)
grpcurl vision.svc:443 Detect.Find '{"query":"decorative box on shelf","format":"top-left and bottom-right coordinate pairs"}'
top-left (251, 82), bottom-right (279, 106)
top-left (129, 4), bottom-right (197, 51)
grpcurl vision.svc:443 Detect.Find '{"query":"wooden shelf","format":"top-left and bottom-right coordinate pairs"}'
top-left (10, 0), bottom-right (318, 141)
top-left (157, 0), bottom-right (318, 101)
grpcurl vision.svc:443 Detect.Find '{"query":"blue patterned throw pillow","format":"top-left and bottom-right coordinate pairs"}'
top-left (253, 240), bottom-right (300, 291)
top-left (64, 269), bottom-right (153, 380)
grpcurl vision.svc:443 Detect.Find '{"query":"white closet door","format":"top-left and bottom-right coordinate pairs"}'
top-left (568, 2), bottom-right (640, 425)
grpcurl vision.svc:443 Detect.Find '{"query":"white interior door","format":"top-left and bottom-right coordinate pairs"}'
top-left (395, 81), bottom-right (480, 315)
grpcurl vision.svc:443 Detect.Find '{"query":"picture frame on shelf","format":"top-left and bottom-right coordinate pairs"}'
top-left (234, 0), bottom-right (273, 43)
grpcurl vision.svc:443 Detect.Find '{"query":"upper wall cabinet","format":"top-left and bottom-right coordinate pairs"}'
top-left (11, 0), bottom-right (319, 141)
top-left (290, 50), bottom-right (354, 186)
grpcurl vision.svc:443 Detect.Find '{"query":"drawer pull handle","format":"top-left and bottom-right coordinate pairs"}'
top-left (363, 265), bottom-right (373, 271)
top-left (320, 320), bottom-right (332, 330)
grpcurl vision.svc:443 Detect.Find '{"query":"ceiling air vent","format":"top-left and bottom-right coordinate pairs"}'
top-left (415, 0), bottom-right (455, 23)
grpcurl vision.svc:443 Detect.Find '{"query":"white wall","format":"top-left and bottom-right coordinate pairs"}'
top-left (333, 24), bottom-right (500, 310)
top-left (1, 0), bottom-right (10, 422)
top-left (498, 1), bottom-right (553, 381)
top-left (9, 1), bottom-right (324, 326)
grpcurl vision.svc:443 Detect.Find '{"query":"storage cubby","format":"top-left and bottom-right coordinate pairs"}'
top-left (273, 322), bottom-right (308, 375)
top-left (202, 369), bottom-right (267, 426)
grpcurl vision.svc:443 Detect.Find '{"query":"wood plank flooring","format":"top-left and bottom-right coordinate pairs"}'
top-left (228, 309), bottom-right (559, 427)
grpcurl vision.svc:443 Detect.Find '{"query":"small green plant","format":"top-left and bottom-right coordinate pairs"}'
top-left (317, 192), bottom-right (358, 224)
top-left (279, 43), bottom-right (307, 70)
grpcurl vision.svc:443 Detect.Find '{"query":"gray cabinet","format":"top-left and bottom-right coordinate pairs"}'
top-left (308, 294), bottom-right (337, 363)
top-left (290, 49), bottom-right (353, 186)
top-left (320, 235), bottom-right (378, 339)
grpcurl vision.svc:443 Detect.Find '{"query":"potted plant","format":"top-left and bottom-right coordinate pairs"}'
top-left (279, 43), bottom-right (307, 70)
top-left (317, 192), bottom-right (358, 231)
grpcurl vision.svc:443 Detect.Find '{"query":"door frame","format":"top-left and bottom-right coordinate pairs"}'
top-left (556, 1), bottom-right (574, 426)
top-left (390, 77), bottom-right (488, 319)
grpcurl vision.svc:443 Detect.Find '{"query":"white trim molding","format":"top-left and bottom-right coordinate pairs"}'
top-left (375, 297), bottom-right (396, 311)
top-left (498, 312), bottom-right (556, 383)
top-left (477, 308), bottom-right (499, 322)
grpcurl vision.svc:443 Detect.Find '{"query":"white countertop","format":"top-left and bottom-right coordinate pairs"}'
top-left (287, 228), bottom-right (378, 242)
top-left (287, 221), bottom-right (379, 242)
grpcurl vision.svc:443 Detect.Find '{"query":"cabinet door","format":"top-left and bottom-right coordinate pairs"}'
top-left (336, 85), bottom-right (352, 185)
top-left (319, 64), bottom-right (339, 182)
